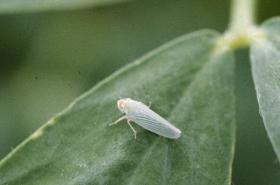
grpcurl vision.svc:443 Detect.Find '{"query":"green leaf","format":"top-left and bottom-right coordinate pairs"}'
top-left (0, 30), bottom-right (235, 185)
top-left (0, 0), bottom-right (131, 14)
top-left (250, 17), bottom-right (280, 160)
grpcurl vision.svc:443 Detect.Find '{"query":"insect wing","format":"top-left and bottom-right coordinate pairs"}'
top-left (127, 102), bottom-right (181, 139)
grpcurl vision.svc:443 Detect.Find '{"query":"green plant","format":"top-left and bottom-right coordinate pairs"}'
top-left (0, 0), bottom-right (279, 184)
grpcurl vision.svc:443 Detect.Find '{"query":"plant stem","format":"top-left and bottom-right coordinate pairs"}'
top-left (215, 0), bottom-right (264, 51)
top-left (229, 0), bottom-right (256, 34)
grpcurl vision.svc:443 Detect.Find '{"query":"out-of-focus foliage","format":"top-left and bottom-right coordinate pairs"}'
top-left (251, 18), bottom-right (280, 160)
top-left (0, 0), bottom-right (131, 14)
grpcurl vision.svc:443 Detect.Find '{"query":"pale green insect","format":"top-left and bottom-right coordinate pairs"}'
top-left (111, 98), bottom-right (181, 139)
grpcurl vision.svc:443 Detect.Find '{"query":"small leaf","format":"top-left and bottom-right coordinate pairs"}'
top-left (0, 0), bottom-right (131, 14)
top-left (250, 17), bottom-right (280, 160)
top-left (0, 30), bottom-right (235, 185)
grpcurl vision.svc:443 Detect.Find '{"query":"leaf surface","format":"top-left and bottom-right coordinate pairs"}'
top-left (250, 17), bottom-right (280, 160)
top-left (0, 30), bottom-right (235, 185)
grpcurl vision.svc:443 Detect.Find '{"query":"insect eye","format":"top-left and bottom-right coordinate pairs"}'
top-left (117, 100), bottom-right (125, 109)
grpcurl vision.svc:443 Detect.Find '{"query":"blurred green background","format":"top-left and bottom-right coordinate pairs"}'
top-left (0, 0), bottom-right (279, 184)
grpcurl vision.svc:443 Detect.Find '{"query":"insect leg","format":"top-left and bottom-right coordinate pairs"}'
top-left (127, 120), bottom-right (137, 139)
top-left (109, 115), bottom-right (126, 126)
